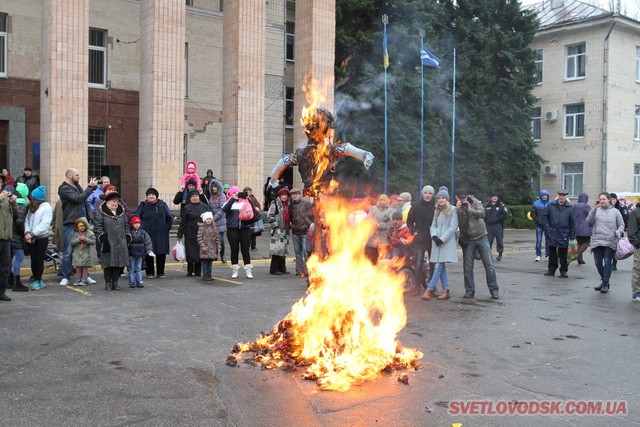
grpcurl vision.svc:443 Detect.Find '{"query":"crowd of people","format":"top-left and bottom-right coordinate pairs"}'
top-left (0, 162), bottom-right (639, 305)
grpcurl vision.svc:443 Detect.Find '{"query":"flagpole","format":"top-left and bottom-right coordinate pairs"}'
top-left (419, 29), bottom-right (425, 191)
top-left (451, 48), bottom-right (456, 199)
top-left (382, 14), bottom-right (389, 194)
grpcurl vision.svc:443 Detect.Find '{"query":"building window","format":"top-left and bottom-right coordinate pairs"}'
top-left (286, 21), bottom-right (294, 62)
top-left (0, 13), bottom-right (7, 78)
top-left (184, 43), bottom-right (188, 97)
top-left (285, 87), bottom-right (294, 127)
top-left (89, 28), bottom-right (107, 88)
top-left (564, 103), bottom-right (585, 138)
top-left (635, 107), bottom-right (640, 140)
top-left (636, 47), bottom-right (640, 82)
top-left (635, 164), bottom-right (640, 192)
top-left (531, 107), bottom-right (541, 141)
top-left (88, 128), bottom-right (106, 178)
top-left (563, 162), bottom-right (583, 196)
top-left (565, 42), bottom-right (585, 80)
top-left (534, 49), bottom-right (543, 84)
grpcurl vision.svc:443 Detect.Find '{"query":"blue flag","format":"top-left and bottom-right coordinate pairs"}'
top-left (421, 48), bottom-right (441, 69)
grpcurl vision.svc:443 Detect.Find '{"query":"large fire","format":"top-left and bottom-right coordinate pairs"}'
top-left (226, 80), bottom-right (422, 391)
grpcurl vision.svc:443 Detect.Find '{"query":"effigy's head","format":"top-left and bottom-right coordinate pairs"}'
top-left (304, 108), bottom-right (335, 142)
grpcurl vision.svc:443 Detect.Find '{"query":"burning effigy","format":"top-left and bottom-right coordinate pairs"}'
top-left (226, 78), bottom-right (422, 391)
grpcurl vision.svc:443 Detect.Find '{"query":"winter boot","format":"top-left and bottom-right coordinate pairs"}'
top-left (7, 273), bottom-right (14, 290)
top-left (13, 275), bottom-right (29, 292)
top-left (495, 252), bottom-right (502, 261)
top-left (231, 265), bottom-right (239, 279)
top-left (244, 264), bottom-right (253, 279)
top-left (112, 276), bottom-right (121, 290)
top-left (437, 290), bottom-right (451, 300)
top-left (422, 289), bottom-right (433, 301)
top-left (600, 281), bottom-right (610, 293)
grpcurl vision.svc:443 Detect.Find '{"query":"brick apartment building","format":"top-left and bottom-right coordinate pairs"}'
top-left (529, 0), bottom-right (640, 197)
top-left (0, 0), bottom-right (334, 205)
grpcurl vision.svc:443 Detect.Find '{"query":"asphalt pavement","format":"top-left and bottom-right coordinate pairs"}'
top-left (1, 229), bottom-right (639, 426)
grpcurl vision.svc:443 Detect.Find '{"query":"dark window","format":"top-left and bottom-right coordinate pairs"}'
top-left (89, 28), bottom-right (106, 87)
top-left (285, 87), bottom-right (294, 127)
top-left (286, 22), bottom-right (294, 61)
top-left (88, 128), bottom-right (106, 178)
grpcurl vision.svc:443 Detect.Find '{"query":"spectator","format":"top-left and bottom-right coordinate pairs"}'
top-left (288, 188), bottom-right (313, 277)
top-left (127, 215), bottom-right (154, 288)
top-left (456, 189), bottom-right (500, 299)
top-left (134, 187), bottom-right (173, 279)
top-left (244, 187), bottom-right (261, 251)
top-left (180, 161), bottom-right (202, 202)
top-left (57, 169), bottom-right (98, 286)
top-left (267, 187), bottom-right (290, 275)
top-left (173, 179), bottom-right (206, 213)
top-left (16, 167), bottom-right (40, 193)
top-left (423, 186), bottom-right (458, 301)
top-left (177, 190), bottom-right (210, 277)
top-left (365, 194), bottom-right (393, 264)
top-left (586, 192), bottom-right (624, 293)
top-left (222, 186), bottom-right (254, 279)
top-left (208, 179), bottom-right (228, 264)
top-left (542, 189), bottom-right (575, 278)
top-left (389, 194), bottom-right (401, 213)
top-left (93, 191), bottom-right (130, 290)
top-left (574, 192), bottom-right (592, 265)
top-left (0, 185), bottom-right (18, 301)
top-left (387, 211), bottom-right (412, 259)
top-left (610, 192), bottom-right (629, 272)
top-left (407, 185), bottom-right (436, 291)
top-left (9, 183), bottom-right (29, 292)
top-left (24, 186), bottom-right (51, 291)
top-left (70, 217), bottom-right (96, 286)
top-left (484, 193), bottom-right (509, 261)
top-left (2, 168), bottom-right (15, 186)
top-left (201, 177), bottom-right (211, 202)
top-left (197, 211), bottom-right (221, 282)
top-left (87, 176), bottom-right (110, 220)
top-left (627, 203), bottom-right (640, 302)
top-left (397, 192), bottom-right (412, 222)
top-left (530, 190), bottom-right (551, 262)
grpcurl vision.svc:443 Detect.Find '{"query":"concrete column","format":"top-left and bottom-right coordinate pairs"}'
top-left (139, 0), bottom-right (185, 202)
top-left (40, 0), bottom-right (89, 202)
top-left (222, 0), bottom-right (265, 196)
top-left (294, 0), bottom-right (335, 148)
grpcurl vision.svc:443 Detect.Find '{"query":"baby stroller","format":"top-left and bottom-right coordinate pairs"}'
top-left (397, 251), bottom-right (430, 294)
top-left (44, 243), bottom-right (63, 271)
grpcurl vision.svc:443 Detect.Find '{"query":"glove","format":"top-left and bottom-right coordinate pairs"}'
top-left (432, 236), bottom-right (444, 246)
top-left (615, 230), bottom-right (624, 239)
top-left (148, 251), bottom-right (156, 258)
top-left (99, 234), bottom-right (107, 244)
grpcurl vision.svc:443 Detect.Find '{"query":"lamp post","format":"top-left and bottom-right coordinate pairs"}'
top-left (382, 14), bottom-right (389, 194)
top-left (419, 28), bottom-right (425, 191)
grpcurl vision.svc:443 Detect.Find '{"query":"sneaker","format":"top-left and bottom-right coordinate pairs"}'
top-left (73, 279), bottom-right (83, 286)
top-left (129, 283), bottom-right (136, 288)
top-left (491, 291), bottom-right (500, 299)
top-left (463, 292), bottom-right (474, 299)
top-left (59, 278), bottom-right (69, 286)
top-left (31, 281), bottom-right (41, 290)
top-left (85, 276), bottom-right (97, 284)
top-left (157, 274), bottom-right (165, 279)
top-left (38, 280), bottom-right (47, 289)
top-left (147, 275), bottom-right (155, 279)
top-left (632, 293), bottom-right (640, 302)
top-left (136, 282), bottom-right (144, 288)
top-left (545, 256), bottom-right (549, 261)
top-left (535, 256), bottom-right (541, 262)
top-left (0, 293), bottom-right (11, 301)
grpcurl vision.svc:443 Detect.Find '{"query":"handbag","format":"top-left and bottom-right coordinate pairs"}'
top-left (615, 236), bottom-right (635, 261)
top-left (252, 218), bottom-right (265, 234)
top-left (566, 239), bottom-right (578, 263)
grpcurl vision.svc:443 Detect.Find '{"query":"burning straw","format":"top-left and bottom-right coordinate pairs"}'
top-left (227, 196), bottom-right (423, 391)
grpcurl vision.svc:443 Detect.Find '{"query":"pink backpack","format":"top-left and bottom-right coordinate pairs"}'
top-left (238, 199), bottom-right (255, 221)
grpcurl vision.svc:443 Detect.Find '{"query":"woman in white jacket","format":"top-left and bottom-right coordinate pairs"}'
top-left (586, 192), bottom-right (624, 294)
top-left (24, 186), bottom-right (53, 290)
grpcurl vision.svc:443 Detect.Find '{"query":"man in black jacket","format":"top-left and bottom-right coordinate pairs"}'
top-left (16, 167), bottom-right (40, 193)
top-left (610, 192), bottom-right (629, 271)
top-left (288, 188), bottom-right (313, 277)
top-left (407, 185), bottom-right (436, 291)
top-left (485, 193), bottom-right (509, 261)
top-left (628, 206), bottom-right (640, 302)
top-left (58, 169), bottom-right (98, 285)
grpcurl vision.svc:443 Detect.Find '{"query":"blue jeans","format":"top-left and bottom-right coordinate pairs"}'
top-left (12, 248), bottom-right (24, 276)
top-left (593, 246), bottom-right (614, 282)
top-left (292, 234), bottom-right (308, 275)
top-left (202, 260), bottom-right (213, 277)
top-left (462, 235), bottom-right (499, 295)
top-left (427, 262), bottom-right (449, 291)
top-left (128, 256), bottom-right (143, 285)
top-left (62, 224), bottom-right (76, 279)
top-left (413, 243), bottom-right (429, 289)
top-left (535, 226), bottom-right (549, 257)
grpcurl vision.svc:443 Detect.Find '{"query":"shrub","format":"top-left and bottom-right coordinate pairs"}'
top-left (504, 205), bottom-right (535, 229)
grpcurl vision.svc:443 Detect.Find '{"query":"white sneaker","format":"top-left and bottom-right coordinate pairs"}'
top-left (535, 256), bottom-right (541, 262)
top-left (545, 256), bottom-right (549, 261)
top-left (85, 276), bottom-right (97, 284)
top-left (73, 279), bottom-right (83, 286)
top-left (59, 278), bottom-right (69, 286)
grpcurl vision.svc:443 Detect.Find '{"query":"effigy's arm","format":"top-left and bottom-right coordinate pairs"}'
top-left (269, 153), bottom-right (297, 187)
top-left (333, 142), bottom-right (374, 170)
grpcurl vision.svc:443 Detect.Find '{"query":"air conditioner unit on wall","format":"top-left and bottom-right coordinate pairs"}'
top-left (545, 111), bottom-right (558, 122)
top-left (543, 164), bottom-right (557, 175)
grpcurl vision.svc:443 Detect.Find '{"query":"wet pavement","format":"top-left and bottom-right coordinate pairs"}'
top-left (1, 229), bottom-right (639, 426)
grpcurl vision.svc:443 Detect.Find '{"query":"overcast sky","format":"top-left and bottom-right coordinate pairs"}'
top-left (520, 0), bottom-right (640, 19)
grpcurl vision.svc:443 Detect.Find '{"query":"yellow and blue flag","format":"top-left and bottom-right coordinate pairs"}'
top-left (383, 29), bottom-right (389, 69)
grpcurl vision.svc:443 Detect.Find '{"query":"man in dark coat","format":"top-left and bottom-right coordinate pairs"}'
top-left (406, 185), bottom-right (436, 290)
top-left (610, 192), bottom-right (630, 271)
top-left (542, 189), bottom-right (575, 278)
top-left (16, 167), bottom-right (40, 193)
top-left (288, 188), bottom-right (313, 277)
top-left (627, 206), bottom-right (640, 302)
top-left (177, 190), bottom-right (210, 277)
top-left (484, 193), bottom-right (509, 261)
top-left (57, 168), bottom-right (98, 285)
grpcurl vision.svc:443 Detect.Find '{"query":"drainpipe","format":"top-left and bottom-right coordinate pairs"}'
top-left (602, 20), bottom-right (616, 191)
